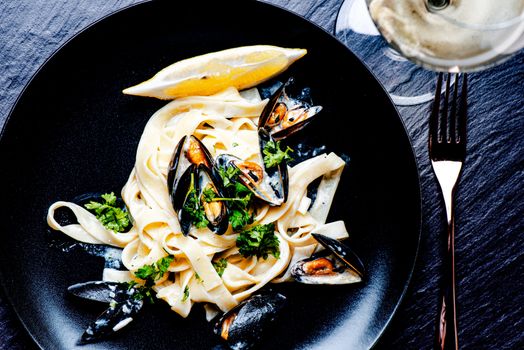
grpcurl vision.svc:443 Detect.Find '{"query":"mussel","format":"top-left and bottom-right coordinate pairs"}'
top-left (291, 233), bottom-right (365, 284)
top-left (198, 164), bottom-right (229, 235)
top-left (213, 292), bottom-right (286, 350)
top-left (167, 135), bottom-right (214, 199)
top-left (215, 135), bottom-right (288, 207)
top-left (67, 281), bottom-right (144, 343)
top-left (168, 135), bottom-right (228, 235)
top-left (258, 77), bottom-right (322, 140)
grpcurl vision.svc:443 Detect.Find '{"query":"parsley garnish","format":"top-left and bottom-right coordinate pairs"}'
top-left (84, 192), bottom-right (130, 232)
top-left (202, 188), bottom-right (217, 203)
top-left (229, 208), bottom-right (253, 232)
top-left (127, 280), bottom-right (155, 304)
top-left (262, 140), bottom-right (294, 168)
top-left (217, 166), bottom-right (255, 231)
top-left (203, 185), bottom-right (251, 207)
top-left (195, 273), bottom-right (203, 283)
top-left (218, 166), bottom-right (240, 189)
top-left (232, 142), bottom-right (239, 147)
top-left (182, 173), bottom-right (209, 229)
top-left (182, 286), bottom-right (190, 302)
top-left (212, 258), bottom-right (228, 277)
top-left (236, 223), bottom-right (280, 260)
top-left (135, 255), bottom-right (174, 286)
top-left (128, 255), bottom-right (174, 303)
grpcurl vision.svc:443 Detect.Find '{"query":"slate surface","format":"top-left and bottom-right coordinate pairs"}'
top-left (0, 0), bottom-right (522, 349)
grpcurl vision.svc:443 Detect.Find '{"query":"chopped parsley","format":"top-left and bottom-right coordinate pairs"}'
top-left (127, 281), bottom-right (155, 304)
top-left (217, 166), bottom-right (255, 231)
top-left (182, 173), bottom-right (209, 229)
top-left (135, 255), bottom-right (174, 284)
top-left (84, 192), bottom-right (130, 232)
top-left (182, 286), bottom-right (190, 302)
top-left (262, 140), bottom-right (293, 168)
top-left (127, 255), bottom-right (174, 303)
top-left (202, 188), bottom-right (217, 203)
top-left (229, 209), bottom-right (253, 232)
top-left (203, 185), bottom-right (251, 207)
top-left (218, 166), bottom-right (240, 189)
top-left (232, 142), bottom-right (239, 147)
top-left (212, 258), bottom-right (228, 277)
top-left (195, 273), bottom-right (203, 283)
top-left (236, 223), bottom-right (280, 260)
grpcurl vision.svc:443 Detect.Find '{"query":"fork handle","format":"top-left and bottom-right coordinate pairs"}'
top-left (435, 214), bottom-right (458, 350)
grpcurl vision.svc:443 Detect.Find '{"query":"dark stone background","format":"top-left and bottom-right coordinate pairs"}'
top-left (0, 0), bottom-right (522, 349)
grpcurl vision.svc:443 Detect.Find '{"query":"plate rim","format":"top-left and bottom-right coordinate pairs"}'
top-left (0, 0), bottom-right (422, 349)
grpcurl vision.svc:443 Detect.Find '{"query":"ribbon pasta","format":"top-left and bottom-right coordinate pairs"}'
top-left (47, 86), bottom-right (348, 319)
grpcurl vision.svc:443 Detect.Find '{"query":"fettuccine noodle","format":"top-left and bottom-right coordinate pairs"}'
top-left (47, 86), bottom-right (347, 319)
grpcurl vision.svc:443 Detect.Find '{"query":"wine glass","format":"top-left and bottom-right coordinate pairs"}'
top-left (335, 0), bottom-right (524, 105)
top-left (337, 1), bottom-right (523, 348)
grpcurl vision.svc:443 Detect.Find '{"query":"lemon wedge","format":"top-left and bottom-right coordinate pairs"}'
top-left (123, 45), bottom-right (307, 99)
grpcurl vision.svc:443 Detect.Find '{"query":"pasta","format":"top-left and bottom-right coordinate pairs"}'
top-left (47, 86), bottom-right (348, 320)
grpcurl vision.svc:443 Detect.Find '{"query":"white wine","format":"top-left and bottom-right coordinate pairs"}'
top-left (369, 0), bottom-right (524, 70)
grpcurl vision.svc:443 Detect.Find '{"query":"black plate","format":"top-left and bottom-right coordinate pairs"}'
top-left (0, 1), bottom-right (421, 349)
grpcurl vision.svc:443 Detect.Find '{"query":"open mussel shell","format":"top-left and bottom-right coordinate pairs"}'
top-left (258, 128), bottom-right (288, 203)
top-left (312, 233), bottom-right (365, 278)
top-left (173, 164), bottom-right (198, 236)
top-left (215, 148), bottom-right (287, 207)
top-left (171, 164), bottom-right (196, 212)
top-left (67, 281), bottom-right (144, 344)
top-left (214, 153), bottom-right (264, 201)
top-left (67, 281), bottom-right (129, 303)
top-left (198, 164), bottom-right (229, 235)
top-left (214, 153), bottom-right (236, 178)
top-left (213, 292), bottom-right (286, 350)
top-left (167, 135), bottom-right (214, 196)
top-left (174, 163), bottom-right (229, 236)
top-left (271, 105), bottom-right (322, 141)
top-left (290, 233), bottom-right (365, 285)
top-left (168, 135), bottom-right (229, 235)
top-left (167, 135), bottom-right (187, 196)
top-left (258, 77), bottom-right (322, 140)
top-left (258, 77), bottom-right (294, 130)
top-left (80, 297), bottom-right (143, 344)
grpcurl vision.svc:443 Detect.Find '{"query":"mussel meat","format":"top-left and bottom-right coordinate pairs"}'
top-left (258, 77), bottom-right (322, 140)
top-left (168, 135), bottom-right (229, 235)
top-left (213, 292), bottom-right (286, 350)
top-left (167, 135), bottom-right (214, 198)
top-left (198, 164), bottom-right (229, 235)
top-left (291, 233), bottom-right (365, 284)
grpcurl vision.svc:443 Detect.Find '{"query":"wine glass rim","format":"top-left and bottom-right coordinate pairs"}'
top-left (386, 36), bottom-right (522, 72)
top-left (401, 50), bottom-right (515, 73)
top-left (366, 0), bottom-right (524, 71)
top-left (431, 7), bottom-right (524, 31)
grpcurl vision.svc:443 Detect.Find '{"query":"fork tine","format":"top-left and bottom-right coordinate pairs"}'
top-left (457, 73), bottom-right (468, 145)
top-left (441, 73), bottom-right (451, 143)
top-left (429, 73), bottom-right (443, 149)
top-left (449, 73), bottom-right (459, 144)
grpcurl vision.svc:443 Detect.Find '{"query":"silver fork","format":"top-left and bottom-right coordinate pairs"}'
top-left (429, 72), bottom-right (468, 350)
